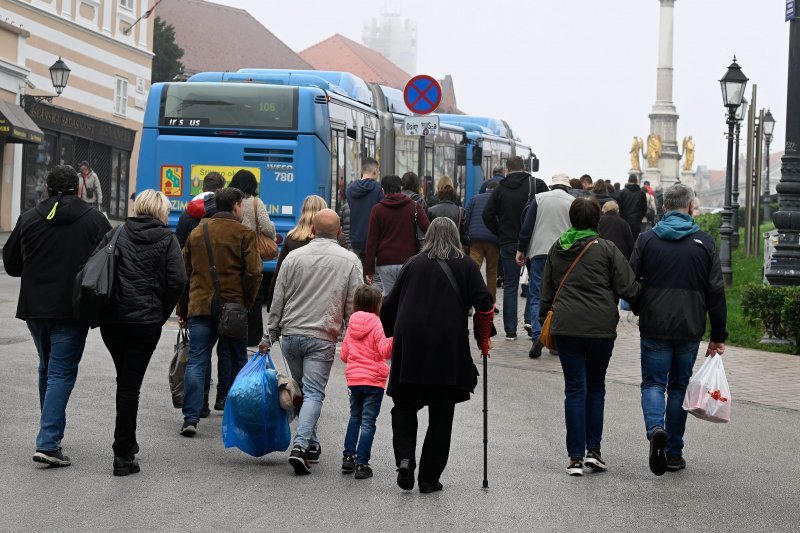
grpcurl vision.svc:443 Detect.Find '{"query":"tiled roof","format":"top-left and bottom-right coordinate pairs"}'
top-left (299, 34), bottom-right (411, 90)
top-left (157, 0), bottom-right (312, 76)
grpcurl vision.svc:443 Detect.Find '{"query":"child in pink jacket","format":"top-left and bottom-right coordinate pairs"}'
top-left (340, 285), bottom-right (393, 479)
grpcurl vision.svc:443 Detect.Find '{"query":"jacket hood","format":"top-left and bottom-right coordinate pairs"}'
top-left (500, 171), bottom-right (531, 190)
top-left (186, 192), bottom-right (213, 219)
top-left (559, 228), bottom-right (599, 250)
top-left (349, 179), bottom-right (381, 199)
top-left (35, 195), bottom-right (93, 226)
top-left (652, 211), bottom-right (700, 241)
top-left (123, 216), bottom-right (173, 244)
top-left (380, 193), bottom-right (413, 208)
top-left (347, 311), bottom-right (382, 340)
top-left (625, 183), bottom-right (641, 192)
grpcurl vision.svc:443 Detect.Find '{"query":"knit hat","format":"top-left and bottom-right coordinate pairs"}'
top-left (550, 173), bottom-right (571, 188)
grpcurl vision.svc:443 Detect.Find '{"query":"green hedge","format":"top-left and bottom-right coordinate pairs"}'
top-left (694, 213), bottom-right (721, 245)
top-left (741, 284), bottom-right (800, 352)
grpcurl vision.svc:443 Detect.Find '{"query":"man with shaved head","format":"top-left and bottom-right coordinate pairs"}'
top-left (263, 208), bottom-right (362, 475)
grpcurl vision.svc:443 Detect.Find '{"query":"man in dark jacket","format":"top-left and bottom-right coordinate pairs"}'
top-left (3, 165), bottom-right (111, 467)
top-left (482, 156), bottom-right (548, 340)
top-left (344, 157), bottom-right (383, 263)
top-left (465, 181), bottom-right (499, 304)
top-left (479, 166), bottom-right (505, 194)
top-left (364, 176), bottom-right (430, 295)
top-left (630, 184), bottom-right (727, 477)
top-left (619, 174), bottom-right (647, 239)
top-left (175, 172), bottom-right (225, 248)
top-left (177, 187), bottom-right (263, 436)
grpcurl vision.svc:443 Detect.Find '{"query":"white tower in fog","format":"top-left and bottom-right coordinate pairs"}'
top-left (362, 10), bottom-right (417, 74)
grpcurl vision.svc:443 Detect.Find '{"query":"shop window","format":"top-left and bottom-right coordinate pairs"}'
top-left (109, 148), bottom-right (130, 219)
top-left (114, 77), bottom-right (128, 117)
top-left (22, 132), bottom-right (57, 211)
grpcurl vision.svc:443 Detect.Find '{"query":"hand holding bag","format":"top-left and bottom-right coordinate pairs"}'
top-left (682, 355), bottom-right (731, 423)
top-left (202, 223), bottom-right (248, 339)
top-left (253, 197), bottom-right (278, 260)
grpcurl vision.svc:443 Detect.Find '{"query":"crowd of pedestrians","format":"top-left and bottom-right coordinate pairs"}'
top-left (3, 159), bottom-right (725, 490)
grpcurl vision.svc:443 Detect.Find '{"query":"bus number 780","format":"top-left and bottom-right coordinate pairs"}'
top-left (275, 172), bottom-right (294, 182)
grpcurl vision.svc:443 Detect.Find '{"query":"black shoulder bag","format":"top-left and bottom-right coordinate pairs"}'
top-left (202, 223), bottom-right (248, 339)
top-left (73, 224), bottom-right (124, 325)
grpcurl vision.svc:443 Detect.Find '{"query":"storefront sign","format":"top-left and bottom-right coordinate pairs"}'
top-left (28, 104), bottom-right (135, 151)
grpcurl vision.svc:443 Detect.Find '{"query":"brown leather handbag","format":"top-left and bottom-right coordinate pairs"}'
top-left (540, 239), bottom-right (598, 350)
top-left (253, 197), bottom-right (278, 260)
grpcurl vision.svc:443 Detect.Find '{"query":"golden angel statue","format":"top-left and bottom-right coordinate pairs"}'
top-left (682, 136), bottom-right (695, 171)
top-left (646, 133), bottom-right (662, 168)
top-left (630, 136), bottom-right (643, 171)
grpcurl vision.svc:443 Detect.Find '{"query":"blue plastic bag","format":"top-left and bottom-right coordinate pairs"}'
top-left (222, 352), bottom-right (291, 457)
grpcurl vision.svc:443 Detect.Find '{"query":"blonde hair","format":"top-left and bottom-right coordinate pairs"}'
top-left (134, 189), bottom-right (171, 223)
top-left (437, 175), bottom-right (454, 194)
top-left (602, 200), bottom-right (620, 214)
top-left (287, 195), bottom-right (328, 241)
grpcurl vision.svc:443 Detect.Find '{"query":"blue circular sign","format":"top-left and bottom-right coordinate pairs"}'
top-left (403, 75), bottom-right (442, 115)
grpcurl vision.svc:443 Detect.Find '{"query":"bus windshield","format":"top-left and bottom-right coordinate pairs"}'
top-left (159, 83), bottom-right (298, 130)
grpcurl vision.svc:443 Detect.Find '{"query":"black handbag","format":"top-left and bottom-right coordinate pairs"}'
top-left (73, 224), bottom-right (124, 324)
top-left (202, 223), bottom-right (248, 339)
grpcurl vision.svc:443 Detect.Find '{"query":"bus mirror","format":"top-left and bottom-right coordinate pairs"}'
top-left (472, 146), bottom-right (483, 166)
top-left (456, 146), bottom-right (467, 166)
top-left (529, 155), bottom-right (540, 173)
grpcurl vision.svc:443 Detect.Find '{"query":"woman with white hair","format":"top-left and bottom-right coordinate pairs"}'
top-left (380, 217), bottom-right (495, 494)
top-left (94, 189), bottom-right (186, 476)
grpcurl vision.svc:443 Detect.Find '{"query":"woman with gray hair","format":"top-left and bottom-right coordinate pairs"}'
top-left (93, 189), bottom-right (187, 476)
top-left (380, 217), bottom-right (495, 494)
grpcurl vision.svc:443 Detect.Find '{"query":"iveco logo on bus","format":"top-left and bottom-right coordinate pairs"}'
top-left (266, 164), bottom-right (293, 171)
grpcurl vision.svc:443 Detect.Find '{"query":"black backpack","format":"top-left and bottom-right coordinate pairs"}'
top-left (72, 225), bottom-right (123, 325)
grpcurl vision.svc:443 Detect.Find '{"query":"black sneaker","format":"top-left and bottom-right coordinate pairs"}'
top-left (566, 457), bottom-right (584, 476)
top-left (180, 422), bottom-right (197, 437)
top-left (199, 405), bottom-right (211, 418)
top-left (341, 454), bottom-right (356, 473)
top-left (32, 449), bottom-right (71, 467)
top-left (113, 455), bottom-right (140, 476)
top-left (666, 455), bottom-right (686, 472)
top-left (585, 449), bottom-right (608, 472)
top-left (505, 333), bottom-right (517, 341)
top-left (396, 458), bottom-right (415, 490)
top-left (649, 427), bottom-right (668, 476)
top-left (213, 396), bottom-right (226, 411)
top-left (354, 463), bottom-right (373, 479)
top-left (289, 445), bottom-right (311, 475)
top-left (529, 340), bottom-right (543, 359)
top-left (523, 323), bottom-right (532, 336)
top-left (307, 443), bottom-right (321, 464)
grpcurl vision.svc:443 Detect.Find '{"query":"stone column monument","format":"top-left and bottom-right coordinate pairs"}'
top-left (647, 0), bottom-right (681, 188)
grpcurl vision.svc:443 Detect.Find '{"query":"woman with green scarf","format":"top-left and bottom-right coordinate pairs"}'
top-left (539, 197), bottom-right (640, 477)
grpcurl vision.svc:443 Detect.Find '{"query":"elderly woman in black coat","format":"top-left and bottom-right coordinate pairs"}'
top-left (380, 217), bottom-right (495, 494)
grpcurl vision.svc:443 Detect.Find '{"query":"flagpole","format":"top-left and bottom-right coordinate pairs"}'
top-left (123, 0), bottom-right (162, 35)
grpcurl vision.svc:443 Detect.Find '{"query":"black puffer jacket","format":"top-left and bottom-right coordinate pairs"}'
top-left (482, 171), bottom-right (549, 247)
top-left (619, 183), bottom-right (647, 225)
top-left (98, 216), bottom-right (186, 325)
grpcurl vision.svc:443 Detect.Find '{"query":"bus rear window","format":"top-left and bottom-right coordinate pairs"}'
top-left (160, 83), bottom-right (298, 129)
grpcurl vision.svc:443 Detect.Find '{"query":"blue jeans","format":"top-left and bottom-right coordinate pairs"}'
top-left (343, 385), bottom-right (384, 465)
top-left (183, 315), bottom-right (247, 424)
top-left (26, 319), bottom-right (89, 452)
top-left (376, 264), bottom-right (403, 297)
top-left (500, 244), bottom-right (522, 335)
top-left (640, 338), bottom-right (700, 456)
top-left (282, 335), bottom-right (336, 450)
top-left (555, 335), bottom-right (614, 458)
top-left (526, 256), bottom-right (547, 341)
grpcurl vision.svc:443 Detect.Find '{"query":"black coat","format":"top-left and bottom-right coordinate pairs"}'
top-left (482, 171), bottom-right (549, 247)
top-left (599, 212), bottom-right (635, 260)
top-left (96, 216), bottom-right (186, 325)
top-left (619, 184), bottom-right (647, 225)
top-left (3, 195), bottom-right (111, 320)
top-left (380, 253), bottom-right (493, 403)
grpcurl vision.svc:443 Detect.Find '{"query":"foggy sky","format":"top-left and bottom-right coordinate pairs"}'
top-left (212, 0), bottom-right (790, 182)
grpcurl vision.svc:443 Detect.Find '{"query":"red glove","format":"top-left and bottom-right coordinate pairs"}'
top-left (474, 309), bottom-right (494, 356)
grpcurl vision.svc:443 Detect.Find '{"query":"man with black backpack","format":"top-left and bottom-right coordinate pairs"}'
top-left (483, 156), bottom-right (548, 340)
top-left (3, 165), bottom-right (110, 467)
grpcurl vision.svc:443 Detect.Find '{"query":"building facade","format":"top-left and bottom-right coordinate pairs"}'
top-left (0, 0), bottom-right (154, 230)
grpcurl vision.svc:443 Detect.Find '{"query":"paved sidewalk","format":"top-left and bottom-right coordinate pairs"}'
top-left (489, 295), bottom-right (800, 412)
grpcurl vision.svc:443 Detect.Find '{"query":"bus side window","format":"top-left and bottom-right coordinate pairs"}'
top-left (331, 128), bottom-right (346, 212)
top-left (363, 129), bottom-right (376, 158)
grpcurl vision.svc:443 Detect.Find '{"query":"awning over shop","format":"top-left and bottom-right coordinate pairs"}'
top-left (0, 100), bottom-right (43, 144)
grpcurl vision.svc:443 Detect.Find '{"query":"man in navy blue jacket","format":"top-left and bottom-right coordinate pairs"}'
top-left (464, 180), bottom-right (500, 305)
top-left (344, 157), bottom-right (383, 265)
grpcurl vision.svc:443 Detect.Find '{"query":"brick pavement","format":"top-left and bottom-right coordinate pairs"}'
top-left (481, 295), bottom-right (800, 412)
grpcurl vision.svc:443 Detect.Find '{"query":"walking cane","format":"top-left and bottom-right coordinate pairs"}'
top-left (475, 309), bottom-right (494, 489)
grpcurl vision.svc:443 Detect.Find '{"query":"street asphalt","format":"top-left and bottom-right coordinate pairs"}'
top-left (0, 271), bottom-right (798, 532)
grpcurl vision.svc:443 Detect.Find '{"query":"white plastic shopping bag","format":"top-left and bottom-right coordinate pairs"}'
top-left (682, 355), bottom-right (731, 423)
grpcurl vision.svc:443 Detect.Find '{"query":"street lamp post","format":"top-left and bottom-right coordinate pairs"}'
top-left (732, 97), bottom-right (748, 249)
top-left (719, 57), bottom-right (749, 287)
top-left (21, 57), bottom-right (71, 110)
top-left (762, 109), bottom-right (776, 222)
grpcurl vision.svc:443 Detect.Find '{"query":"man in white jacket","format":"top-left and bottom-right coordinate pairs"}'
top-left (262, 209), bottom-right (362, 475)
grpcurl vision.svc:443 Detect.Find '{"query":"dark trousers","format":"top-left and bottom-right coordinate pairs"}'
top-left (391, 396), bottom-right (456, 484)
top-left (628, 221), bottom-right (642, 240)
top-left (100, 323), bottom-right (162, 457)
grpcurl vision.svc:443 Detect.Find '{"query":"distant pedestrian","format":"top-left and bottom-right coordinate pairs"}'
top-left (590, 181), bottom-right (614, 209)
top-left (345, 157), bottom-right (383, 264)
top-left (96, 190), bottom-right (186, 476)
top-left (340, 285), bottom-right (393, 480)
top-left (642, 180), bottom-right (658, 229)
top-left (516, 173), bottom-right (574, 358)
top-left (619, 174), bottom-right (648, 239)
top-left (380, 218), bottom-right (495, 494)
top-left (176, 187), bottom-right (263, 436)
top-left (630, 184), bottom-right (727, 476)
top-left (483, 156), bottom-right (548, 340)
top-left (3, 165), bottom-right (111, 467)
top-left (175, 171), bottom-right (225, 248)
top-left (479, 166), bottom-right (505, 194)
top-left (401, 172), bottom-right (427, 209)
top-left (538, 197), bottom-right (640, 477)
top-left (364, 175), bottom-right (430, 296)
top-left (464, 180), bottom-right (500, 305)
top-left (579, 174), bottom-right (593, 191)
top-left (263, 209), bottom-right (362, 475)
top-left (77, 161), bottom-right (103, 209)
top-left (569, 178), bottom-right (589, 198)
top-left (598, 201), bottom-right (634, 260)
top-left (426, 176), bottom-right (464, 232)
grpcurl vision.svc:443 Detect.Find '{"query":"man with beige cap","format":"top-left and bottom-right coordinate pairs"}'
top-left (516, 174), bottom-right (575, 358)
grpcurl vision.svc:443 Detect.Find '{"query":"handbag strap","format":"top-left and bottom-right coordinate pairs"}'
top-left (436, 258), bottom-right (465, 309)
top-left (202, 223), bottom-right (222, 307)
top-left (253, 197), bottom-right (261, 235)
top-left (552, 238), bottom-right (598, 308)
top-left (105, 224), bottom-right (124, 253)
